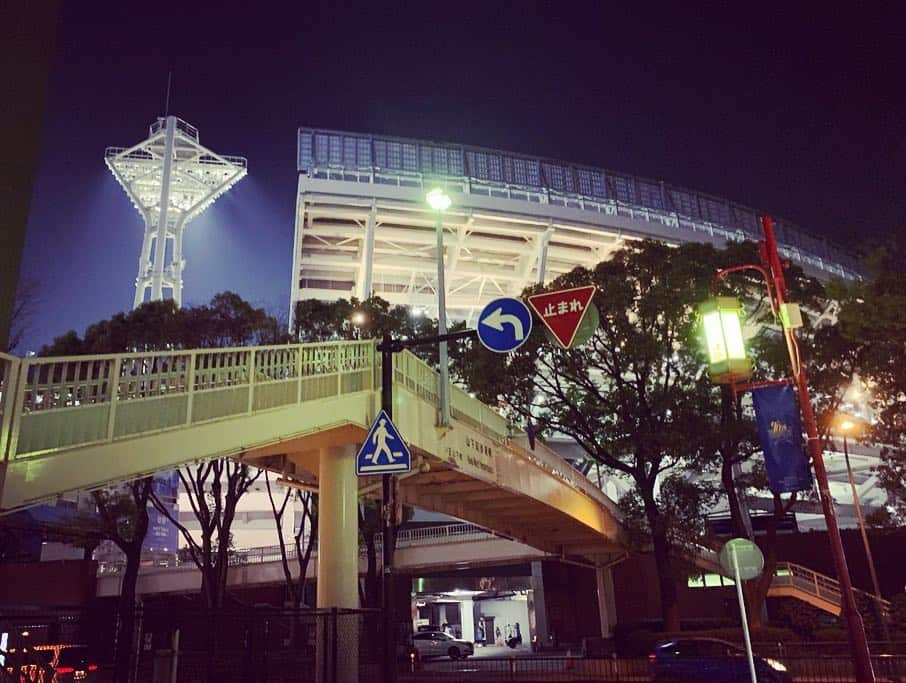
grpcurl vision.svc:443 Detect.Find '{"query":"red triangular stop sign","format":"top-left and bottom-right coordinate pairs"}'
top-left (526, 285), bottom-right (596, 349)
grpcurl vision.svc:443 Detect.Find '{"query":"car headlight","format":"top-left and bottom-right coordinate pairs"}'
top-left (765, 658), bottom-right (787, 672)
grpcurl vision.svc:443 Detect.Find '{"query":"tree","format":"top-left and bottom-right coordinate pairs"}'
top-left (826, 242), bottom-right (906, 523)
top-left (263, 471), bottom-right (318, 609)
top-left (37, 292), bottom-right (285, 615)
top-left (150, 460), bottom-right (261, 610)
top-left (92, 478), bottom-right (153, 683)
top-left (455, 240), bottom-right (729, 631)
top-left (5, 276), bottom-right (39, 353)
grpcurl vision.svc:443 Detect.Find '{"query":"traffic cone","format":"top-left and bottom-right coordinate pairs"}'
top-left (565, 649), bottom-right (574, 671)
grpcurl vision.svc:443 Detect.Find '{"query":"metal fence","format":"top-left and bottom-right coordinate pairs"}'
top-left (135, 606), bottom-right (383, 683)
top-left (400, 654), bottom-right (906, 682)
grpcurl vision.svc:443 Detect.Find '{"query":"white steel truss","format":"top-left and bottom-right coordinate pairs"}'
top-left (106, 116), bottom-right (247, 309)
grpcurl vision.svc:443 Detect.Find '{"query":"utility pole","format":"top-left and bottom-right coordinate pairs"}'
top-left (759, 216), bottom-right (875, 683)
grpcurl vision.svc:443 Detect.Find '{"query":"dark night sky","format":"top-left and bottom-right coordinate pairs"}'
top-left (19, 2), bottom-right (906, 352)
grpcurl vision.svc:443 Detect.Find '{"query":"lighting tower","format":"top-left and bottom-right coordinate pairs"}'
top-left (105, 116), bottom-right (247, 309)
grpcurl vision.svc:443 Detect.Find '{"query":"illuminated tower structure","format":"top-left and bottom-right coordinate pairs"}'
top-left (105, 116), bottom-right (247, 309)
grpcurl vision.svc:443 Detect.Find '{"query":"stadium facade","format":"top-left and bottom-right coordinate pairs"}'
top-left (290, 128), bottom-right (858, 329)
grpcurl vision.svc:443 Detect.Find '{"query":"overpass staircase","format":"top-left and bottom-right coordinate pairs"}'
top-left (695, 547), bottom-right (890, 617)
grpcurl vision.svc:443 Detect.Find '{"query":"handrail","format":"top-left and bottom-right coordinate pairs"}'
top-left (773, 561), bottom-right (891, 613)
top-left (96, 523), bottom-right (497, 576)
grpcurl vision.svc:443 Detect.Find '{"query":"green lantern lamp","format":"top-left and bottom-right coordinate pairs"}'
top-left (700, 296), bottom-right (752, 384)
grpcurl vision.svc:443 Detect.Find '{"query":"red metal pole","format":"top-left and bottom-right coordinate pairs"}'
top-left (761, 215), bottom-right (875, 683)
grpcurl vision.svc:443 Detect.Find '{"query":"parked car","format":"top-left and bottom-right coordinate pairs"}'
top-left (412, 631), bottom-right (474, 660)
top-left (53, 647), bottom-right (102, 681)
top-left (650, 638), bottom-right (791, 683)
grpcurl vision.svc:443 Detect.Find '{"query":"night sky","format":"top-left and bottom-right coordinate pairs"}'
top-left (19, 2), bottom-right (906, 352)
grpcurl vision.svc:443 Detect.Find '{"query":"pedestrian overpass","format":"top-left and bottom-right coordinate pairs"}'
top-left (0, 341), bottom-right (623, 566)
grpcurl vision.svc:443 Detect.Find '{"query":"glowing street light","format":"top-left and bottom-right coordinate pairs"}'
top-left (426, 187), bottom-right (452, 212)
top-left (700, 296), bottom-right (752, 384)
top-left (834, 412), bottom-right (890, 643)
top-left (426, 187), bottom-right (452, 427)
top-left (351, 311), bottom-right (366, 326)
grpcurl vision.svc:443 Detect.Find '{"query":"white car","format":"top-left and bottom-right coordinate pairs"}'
top-left (412, 631), bottom-right (474, 660)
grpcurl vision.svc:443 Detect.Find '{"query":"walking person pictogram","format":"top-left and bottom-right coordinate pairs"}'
top-left (356, 410), bottom-right (411, 475)
top-left (369, 417), bottom-right (403, 464)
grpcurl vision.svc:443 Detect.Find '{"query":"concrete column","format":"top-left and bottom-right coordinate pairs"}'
top-left (317, 444), bottom-right (359, 608)
top-left (460, 599), bottom-right (475, 642)
top-left (595, 565), bottom-right (617, 638)
top-left (316, 445), bottom-right (359, 683)
top-left (530, 561), bottom-right (549, 646)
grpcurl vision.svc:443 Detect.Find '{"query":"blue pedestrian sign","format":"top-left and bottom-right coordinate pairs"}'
top-left (477, 297), bottom-right (533, 353)
top-left (356, 410), bottom-right (411, 475)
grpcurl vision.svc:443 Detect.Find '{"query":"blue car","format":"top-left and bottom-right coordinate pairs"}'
top-left (650, 638), bottom-right (792, 683)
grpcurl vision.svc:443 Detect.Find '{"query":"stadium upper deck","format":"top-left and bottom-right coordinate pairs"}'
top-left (291, 128), bottom-right (858, 326)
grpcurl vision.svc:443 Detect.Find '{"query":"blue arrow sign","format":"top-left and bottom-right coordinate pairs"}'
top-left (356, 410), bottom-right (411, 475)
top-left (477, 297), bottom-right (534, 353)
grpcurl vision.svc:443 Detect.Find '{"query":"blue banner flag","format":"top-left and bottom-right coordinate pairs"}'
top-left (752, 384), bottom-right (813, 494)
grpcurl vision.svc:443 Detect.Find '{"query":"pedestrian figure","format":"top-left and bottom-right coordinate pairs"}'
top-left (369, 417), bottom-right (401, 464)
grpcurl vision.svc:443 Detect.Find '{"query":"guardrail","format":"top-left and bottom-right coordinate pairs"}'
top-left (97, 523), bottom-right (497, 576)
top-left (1, 341), bottom-right (375, 461)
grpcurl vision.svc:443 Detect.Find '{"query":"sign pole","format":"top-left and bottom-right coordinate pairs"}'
top-left (731, 546), bottom-right (758, 683)
top-left (380, 335), bottom-right (398, 683)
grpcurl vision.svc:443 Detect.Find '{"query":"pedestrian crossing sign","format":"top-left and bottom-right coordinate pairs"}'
top-left (356, 410), bottom-right (411, 475)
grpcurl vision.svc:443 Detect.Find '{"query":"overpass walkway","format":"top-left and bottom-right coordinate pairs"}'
top-left (96, 522), bottom-right (883, 618)
top-left (0, 341), bottom-right (623, 564)
top-left (95, 523), bottom-right (549, 597)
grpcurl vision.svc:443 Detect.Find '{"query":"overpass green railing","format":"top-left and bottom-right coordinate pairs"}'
top-left (0, 341), bottom-right (516, 463)
top-left (0, 341), bottom-right (375, 460)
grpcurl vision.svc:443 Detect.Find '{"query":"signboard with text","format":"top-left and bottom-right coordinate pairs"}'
top-left (526, 285), bottom-right (596, 349)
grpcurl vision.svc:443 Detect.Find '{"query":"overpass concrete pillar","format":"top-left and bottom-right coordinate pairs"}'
top-left (530, 561), bottom-right (550, 646)
top-left (595, 565), bottom-right (617, 638)
top-left (316, 444), bottom-right (358, 683)
top-left (317, 444), bottom-right (359, 608)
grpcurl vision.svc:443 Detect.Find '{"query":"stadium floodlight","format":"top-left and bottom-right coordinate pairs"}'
top-left (700, 296), bottom-right (752, 384)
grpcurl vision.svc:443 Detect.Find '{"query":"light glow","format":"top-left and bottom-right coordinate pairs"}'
top-left (703, 311), bottom-right (727, 363)
top-left (699, 297), bottom-right (751, 384)
top-left (426, 188), bottom-right (452, 212)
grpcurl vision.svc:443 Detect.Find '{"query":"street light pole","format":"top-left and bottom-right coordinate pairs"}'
top-left (842, 431), bottom-right (891, 643)
top-left (435, 209), bottom-right (450, 427)
top-left (426, 188), bottom-right (452, 428)
top-left (759, 216), bottom-right (875, 683)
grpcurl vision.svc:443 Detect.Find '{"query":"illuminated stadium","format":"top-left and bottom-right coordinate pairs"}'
top-left (290, 128), bottom-right (859, 329)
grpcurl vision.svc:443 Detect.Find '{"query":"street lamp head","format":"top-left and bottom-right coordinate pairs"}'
top-left (700, 296), bottom-right (752, 384)
top-left (426, 187), bottom-right (452, 212)
top-left (351, 311), bottom-right (366, 326)
top-left (839, 419), bottom-right (856, 433)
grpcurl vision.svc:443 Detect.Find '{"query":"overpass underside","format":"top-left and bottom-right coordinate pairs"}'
top-left (0, 341), bottom-right (623, 567)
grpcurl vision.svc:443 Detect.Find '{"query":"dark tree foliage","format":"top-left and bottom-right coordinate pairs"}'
top-left (453, 240), bottom-right (737, 631)
top-left (822, 240), bottom-right (906, 522)
top-left (40, 291), bottom-right (289, 355)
